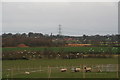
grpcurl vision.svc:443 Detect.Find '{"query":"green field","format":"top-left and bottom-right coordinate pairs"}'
top-left (2, 47), bottom-right (119, 53)
top-left (2, 47), bottom-right (119, 78)
top-left (2, 58), bottom-right (118, 78)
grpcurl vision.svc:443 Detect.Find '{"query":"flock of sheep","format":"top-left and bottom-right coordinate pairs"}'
top-left (24, 66), bottom-right (101, 75)
top-left (60, 66), bottom-right (102, 73)
top-left (60, 66), bottom-right (93, 72)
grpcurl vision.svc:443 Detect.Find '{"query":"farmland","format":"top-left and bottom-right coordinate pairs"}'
top-left (2, 3), bottom-right (120, 79)
top-left (2, 46), bottom-right (119, 78)
top-left (2, 46), bottom-right (119, 53)
top-left (2, 58), bottom-right (118, 78)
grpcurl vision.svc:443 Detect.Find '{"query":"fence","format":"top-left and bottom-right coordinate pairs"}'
top-left (3, 64), bottom-right (119, 78)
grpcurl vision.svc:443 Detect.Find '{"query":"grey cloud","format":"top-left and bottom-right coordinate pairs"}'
top-left (2, 2), bottom-right (118, 35)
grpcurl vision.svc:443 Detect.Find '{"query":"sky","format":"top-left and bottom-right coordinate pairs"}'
top-left (2, 2), bottom-right (118, 36)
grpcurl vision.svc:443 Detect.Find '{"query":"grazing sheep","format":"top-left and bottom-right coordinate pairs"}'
top-left (75, 67), bottom-right (81, 72)
top-left (25, 71), bottom-right (30, 74)
top-left (7, 69), bottom-right (11, 71)
top-left (60, 68), bottom-right (67, 72)
top-left (71, 67), bottom-right (81, 72)
top-left (84, 66), bottom-right (92, 72)
top-left (74, 67), bottom-right (81, 72)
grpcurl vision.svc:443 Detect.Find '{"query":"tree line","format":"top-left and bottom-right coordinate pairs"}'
top-left (2, 32), bottom-right (120, 47)
top-left (2, 32), bottom-right (65, 47)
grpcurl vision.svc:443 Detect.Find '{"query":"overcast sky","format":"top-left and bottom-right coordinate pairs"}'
top-left (2, 2), bottom-right (118, 36)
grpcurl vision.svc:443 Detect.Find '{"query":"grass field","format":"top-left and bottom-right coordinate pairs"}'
top-left (2, 46), bottom-right (119, 78)
top-left (2, 47), bottom-right (119, 53)
top-left (2, 58), bottom-right (118, 78)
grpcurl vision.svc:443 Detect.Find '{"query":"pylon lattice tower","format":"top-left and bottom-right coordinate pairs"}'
top-left (58, 24), bottom-right (62, 36)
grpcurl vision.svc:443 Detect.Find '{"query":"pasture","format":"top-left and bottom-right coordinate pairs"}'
top-left (2, 58), bottom-right (118, 78)
top-left (2, 46), bottom-right (119, 78)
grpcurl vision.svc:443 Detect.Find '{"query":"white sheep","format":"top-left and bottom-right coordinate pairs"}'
top-left (84, 66), bottom-right (92, 72)
top-left (75, 67), bottom-right (81, 72)
top-left (60, 68), bottom-right (67, 72)
top-left (72, 67), bottom-right (81, 72)
top-left (25, 71), bottom-right (30, 74)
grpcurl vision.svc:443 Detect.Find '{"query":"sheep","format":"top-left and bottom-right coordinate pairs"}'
top-left (7, 69), bottom-right (11, 71)
top-left (84, 66), bottom-right (92, 72)
top-left (71, 67), bottom-right (81, 72)
top-left (25, 71), bottom-right (30, 74)
top-left (75, 67), bottom-right (81, 72)
top-left (60, 68), bottom-right (67, 72)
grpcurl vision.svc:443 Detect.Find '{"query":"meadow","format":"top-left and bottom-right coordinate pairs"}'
top-left (2, 58), bottom-right (118, 78)
top-left (2, 46), bottom-right (119, 78)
